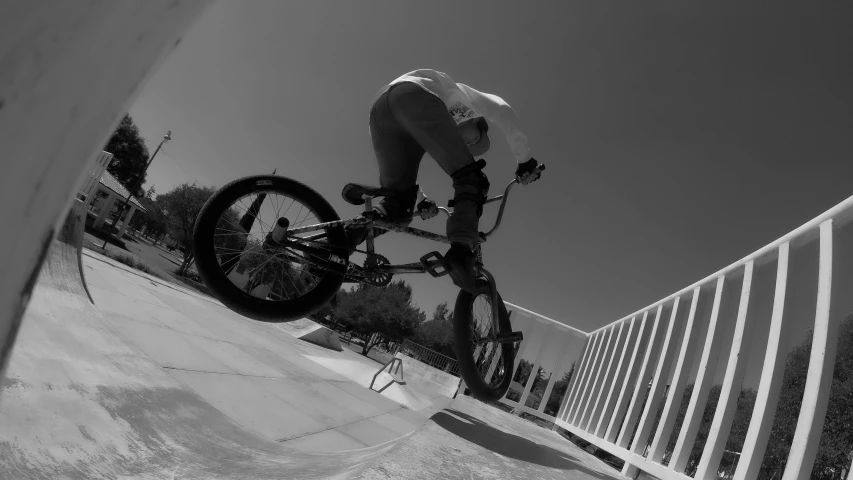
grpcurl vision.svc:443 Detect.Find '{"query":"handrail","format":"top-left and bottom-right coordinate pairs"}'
top-left (369, 357), bottom-right (404, 390)
top-left (399, 339), bottom-right (459, 376)
top-left (589, 191), bottom-right (853, 335)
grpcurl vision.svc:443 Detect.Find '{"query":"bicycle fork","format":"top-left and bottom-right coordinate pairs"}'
top-left (477, 267), bottom-right (523, 344)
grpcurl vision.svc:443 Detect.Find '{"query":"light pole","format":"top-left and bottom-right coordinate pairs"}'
top-left (101, 130), bottom-right (171, 248)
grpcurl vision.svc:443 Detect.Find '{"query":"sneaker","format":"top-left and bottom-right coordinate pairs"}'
top-left (442, 243), bottom-right (479, 294)
top-left (343, 187), bottom-right (418, 254)
top-left (374, 186), bottom-right (418, 224)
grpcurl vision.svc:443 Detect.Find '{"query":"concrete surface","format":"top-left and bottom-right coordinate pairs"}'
top-left (354, 395), bottom-right (625, 480)
top-left (1, 232), bottom-right (624, 479)
top-left (394, 351), bottom-right (462, 399)
top-left (79, 250), bottom-right (444, 449)
top-left (275, 318), bottom-right (343, 352)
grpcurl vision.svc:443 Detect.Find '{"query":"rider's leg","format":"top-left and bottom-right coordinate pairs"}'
top-left (345, 85), bottom-right (427, 253)
top-left (372, 84), bottom-right (426, 221)
top-left (383, 82), bottom-right (487, 292)
top-left (441, 162), bottom-right (489, 293)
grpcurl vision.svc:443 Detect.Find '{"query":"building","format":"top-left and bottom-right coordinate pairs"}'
top-left (77, 151), bottom-right (147, 240)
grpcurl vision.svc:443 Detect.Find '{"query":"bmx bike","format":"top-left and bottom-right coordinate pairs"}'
top-left (191, 163), bottom-right (545, 401)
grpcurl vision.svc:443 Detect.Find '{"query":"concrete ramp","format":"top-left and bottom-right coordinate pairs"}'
top-left (352, 395), bottom-right (625, 480)
top-left (0, 199), bottom-right (617, 479)
top-left (275, 318), bottom-right (343, 351)
top-left (36, 200), bottom-right (92, 302)
top-left (394, 352), bottom-right (462, 399)
top-left (303, 354), bottom-right (454, 413)
top-left (0, 203), bottom-right (405, 477)
top-left (0, 272), bottom-right (394, 479)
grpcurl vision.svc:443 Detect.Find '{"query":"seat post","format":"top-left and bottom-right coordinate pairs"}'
top-left (363, 194), bottom-right (375, 254)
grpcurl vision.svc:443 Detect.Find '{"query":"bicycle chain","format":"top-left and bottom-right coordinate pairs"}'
top-left (275, 238), bottom-right (391, 287)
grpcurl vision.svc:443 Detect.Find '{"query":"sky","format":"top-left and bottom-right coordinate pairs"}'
top-left (128, 0), bottom-right (853, 334)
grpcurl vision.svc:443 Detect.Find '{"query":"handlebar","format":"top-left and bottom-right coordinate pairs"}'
top-left (435, 163), bottom-right (546, 240)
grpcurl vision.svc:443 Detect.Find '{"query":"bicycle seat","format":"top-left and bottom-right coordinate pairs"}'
top-left (341, 183), bottom-right (396, 205)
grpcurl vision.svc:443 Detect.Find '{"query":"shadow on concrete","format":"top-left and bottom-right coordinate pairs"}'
top-left (432, 408), bottom-right (618, 479)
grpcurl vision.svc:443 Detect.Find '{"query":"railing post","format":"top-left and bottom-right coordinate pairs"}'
top-left (695, 261), bottom-right (755, 480)
top-left (605, 312), bottom-right (651, 442)
top-left (616, 306), bottom-right (667, 449)
top-left (648, 287), bottom-right (703, 461)
top-left (594, 316), bottom-right (639, 437)
top-left (541, 332), bottom-right (580, 416)
top-left (579, 324), bottom-right (619, 429)
top-left (782, 221), bottom-right (839, 480)
top-left (629, 299), bottom-right (682, 457)
top-left (585, 322), bottom-right (628, 432)
top-left (733, 244), bottom-right (789, 480)
top-left (618, 305), bottom-right (666, 478)
top-left (568, 332), bottom-right (606, 423)
top-left (558, 333), bottom-right (595, 422)
top-left (670, 275), bottom-right (729, 472)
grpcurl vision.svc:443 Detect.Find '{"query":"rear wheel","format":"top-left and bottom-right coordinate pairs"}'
top-left (453, 280), bottom-right (515, 402)
top-left (192, 175), bottom-right (347, 322)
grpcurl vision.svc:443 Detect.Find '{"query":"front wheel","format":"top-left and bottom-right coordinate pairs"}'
top-left (453, 280), bottom-right (515, 402)
top-left (192, 175), bottom-right (348, 322)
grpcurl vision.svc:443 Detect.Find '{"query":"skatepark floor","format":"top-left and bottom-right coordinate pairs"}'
top-left (0, 242), bottom-right (625, 479)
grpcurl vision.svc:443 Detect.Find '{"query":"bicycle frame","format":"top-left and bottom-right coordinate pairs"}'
top-left (274, 170), bottom-right (542, 335)
top-left (284, 178), bottom-right (521, 255)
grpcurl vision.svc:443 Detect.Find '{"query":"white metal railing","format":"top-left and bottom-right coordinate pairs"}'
top-left (491, 302), bottom-right (589, 423)
top-left (398, 339), bottom-right (459, 376)
top-left (550, 194), bottom-right (853, 480)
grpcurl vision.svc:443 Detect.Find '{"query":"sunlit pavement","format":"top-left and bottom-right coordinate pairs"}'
top-left (0, 247), bottom-right (623, 479)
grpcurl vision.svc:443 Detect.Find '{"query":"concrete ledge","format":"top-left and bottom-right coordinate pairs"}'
top-left (394, 352), bottom-right (461, 399)
top-left (275, 318), bottom-right (343, 352)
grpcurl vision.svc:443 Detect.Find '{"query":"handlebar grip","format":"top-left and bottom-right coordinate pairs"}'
top-left (537, 164), bottom-right (546, 172)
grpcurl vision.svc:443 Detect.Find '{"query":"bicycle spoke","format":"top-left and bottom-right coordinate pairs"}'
top-left (210, 188), bottom-right (335, 302)
top-left (470, 291), bottom-right (506, 388)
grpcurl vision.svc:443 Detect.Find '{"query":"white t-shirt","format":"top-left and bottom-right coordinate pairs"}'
top-left (372, 69), bottom-right (532, 164)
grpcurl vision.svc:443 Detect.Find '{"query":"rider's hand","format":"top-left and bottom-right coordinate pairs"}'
top-left (417, 198), bottom-right (439, 220)
top-left (515, 158), bottom-right (542, 185)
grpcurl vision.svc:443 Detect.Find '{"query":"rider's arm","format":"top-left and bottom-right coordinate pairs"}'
top-left (456, 83), bottom-right (532, 164)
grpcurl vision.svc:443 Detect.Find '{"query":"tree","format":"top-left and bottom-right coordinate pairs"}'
top-left (625, 314), bottom-right (853, 479)
top-left (544, 363), bottom-right (575, 416)
top-left (760, 313), bottom-right (853, 480)
top-left (333, 280), bottom-right (425, 356)
top-left (413, 301), bottom-right (456, 357)
top-left (524, 365), bottom-right (549, 408)
top-left (129, 194), bottom-right (167, 237)
top-left (104, 114), bottom-right (150, 197)
top-left (156, 183), bottom-right (215, 274)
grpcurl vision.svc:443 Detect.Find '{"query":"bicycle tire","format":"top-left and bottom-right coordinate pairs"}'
top-left (192, 174), bottom-right (347, 322)
top-left (453, 279), bottom-right (515, 402)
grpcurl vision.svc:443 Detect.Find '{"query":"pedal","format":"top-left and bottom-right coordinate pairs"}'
top-left (420, 251), bottom-right (449, 278)
top-left (496, 331), bottom-right (524, 344)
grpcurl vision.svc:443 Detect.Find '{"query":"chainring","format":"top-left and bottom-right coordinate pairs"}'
top-left (362, 253), bottom-right (392, 287)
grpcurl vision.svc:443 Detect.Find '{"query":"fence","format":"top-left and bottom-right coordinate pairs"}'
top-left (491, 304), bottom-right (589, 423)
top-left (397, 339), bottom-right (460, 376)
top-left (552, 194), bottom-right (853, 480)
